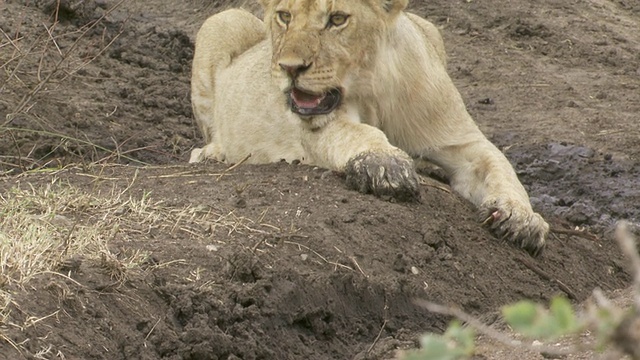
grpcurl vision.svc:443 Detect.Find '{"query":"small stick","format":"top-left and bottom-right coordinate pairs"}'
top-left (147, 171), bottom-right (225, 179)
top-left (423, 183), bottom-right (451, 193)
top-left (283, 241), bottom-right (354, 272)
top-left (418, 176), bottom-right (451, 193)
top-left (42, 22), bottom-right (63, 56)
top-left (0, 333), bottom-right (22, 355)
top-left (251, 238), bottom-right (265, 252)
top-left (0, 28), bottom-right (24, 52)
top-left (216, 153), bottom-right (252, 180)
top-left (144, 317), bottom-right (163, 341)
top-left (517, 257), bottom-right (579, 300)
top-left (551, 226), bottom-right (598, 241)
top-left (350, 256), bottom-right (368, 277)
top-left (366, 319), bottom-right (387, 355)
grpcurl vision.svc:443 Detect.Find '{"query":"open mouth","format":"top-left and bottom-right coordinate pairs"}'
top-left (287, 87), bottom-right (342, 116)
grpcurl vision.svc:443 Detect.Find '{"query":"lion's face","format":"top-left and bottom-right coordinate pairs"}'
top-left (260, 0), bottom-right (408, 116)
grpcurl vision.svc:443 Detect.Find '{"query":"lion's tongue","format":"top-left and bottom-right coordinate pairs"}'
top-left (291, 88), bottom-right (326, 109)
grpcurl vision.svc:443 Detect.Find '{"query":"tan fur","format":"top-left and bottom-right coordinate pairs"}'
top-left (190, 0), bottom-right (549, 254)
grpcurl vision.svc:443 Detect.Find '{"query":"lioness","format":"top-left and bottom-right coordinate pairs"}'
top-left (190, 0), bottom-right (549, 255)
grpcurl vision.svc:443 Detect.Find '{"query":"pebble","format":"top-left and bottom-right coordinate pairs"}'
top-left (206, 244), bottom-right (219, 252)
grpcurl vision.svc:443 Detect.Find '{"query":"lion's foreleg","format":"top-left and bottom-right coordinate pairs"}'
top-left (429, 140), bottom-right (549, 255)
top-left (190, 9), bottom-right (264, 163)
top-left (301, 117), bottom-right (420, 201)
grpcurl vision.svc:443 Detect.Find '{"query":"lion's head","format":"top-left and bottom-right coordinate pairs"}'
top-left (258, 0), bottom-right (408, 116)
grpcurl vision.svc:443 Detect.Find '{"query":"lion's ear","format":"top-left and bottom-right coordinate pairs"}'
top-left (381, 0), bottom-right (408, 17)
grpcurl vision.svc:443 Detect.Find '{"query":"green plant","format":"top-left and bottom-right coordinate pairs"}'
top-left (402, 221), bottom-right (640, 360)
top-left (402, 321), bottom-right (474, 360)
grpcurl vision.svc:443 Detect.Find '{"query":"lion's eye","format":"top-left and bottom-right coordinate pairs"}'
top-left (276, 11), bottom-right (292, 25)
top-left (328, 13), bottom-right (349, 28)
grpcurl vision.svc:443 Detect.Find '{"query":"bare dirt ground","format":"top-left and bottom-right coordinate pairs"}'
top-left (0, 0), bottom-right (639, 359)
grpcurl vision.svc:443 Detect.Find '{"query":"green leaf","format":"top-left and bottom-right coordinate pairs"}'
top-left (402, 322), bottom-right (475, 360)
top-left (503, 297), bottom-right (583, 340)
top-left (549, 297), bottom-right (578, 334)
top-left (443, 321), bottom-right (475, 355)
top-left (502, 300), bottom-right (539, 333)
top-left (414, 335), bottom-right (459, 360)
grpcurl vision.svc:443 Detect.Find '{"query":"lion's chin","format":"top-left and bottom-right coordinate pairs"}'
top-left (287, 87), bottom-right (342, 116)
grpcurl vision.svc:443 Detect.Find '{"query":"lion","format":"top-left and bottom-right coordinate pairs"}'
top-left (189, 0), bottom-right (549, 255)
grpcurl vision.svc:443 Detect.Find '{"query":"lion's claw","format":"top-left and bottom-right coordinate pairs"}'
top-left (345, 151), bottom-right (420, 202)
top-left (481, 199), bottom-right (549, 256)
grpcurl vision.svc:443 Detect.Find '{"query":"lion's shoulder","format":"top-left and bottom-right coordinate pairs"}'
top-left (397, 13), bottom-right (447, 67)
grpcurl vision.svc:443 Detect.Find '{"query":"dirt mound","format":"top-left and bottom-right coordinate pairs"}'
top-left (0, 164), bottom-right (631, 359)
top-left (1, 0), bottom-right (639, 359)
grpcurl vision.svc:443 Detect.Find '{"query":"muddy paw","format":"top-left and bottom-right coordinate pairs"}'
top-left (481, 198), bottom-right (549, 256)
top-left (345, 150), bottom-right (420, 202)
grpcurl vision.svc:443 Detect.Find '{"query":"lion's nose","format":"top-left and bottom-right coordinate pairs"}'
top-left (279, 61), bottom-right (312, 78)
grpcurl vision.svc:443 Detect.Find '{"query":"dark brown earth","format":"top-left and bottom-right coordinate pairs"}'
top-left (1, 0), bottom-right (639, 359)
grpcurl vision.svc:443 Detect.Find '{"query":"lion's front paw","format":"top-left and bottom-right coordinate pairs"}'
top-left (189, 148), bottom-right (205, 163)
top-left (189, 143), bottom-right (225, 163)
top-left (345, 151), bottom-right (420, 202)
top-left (481, 198), bottom-right (549, 256)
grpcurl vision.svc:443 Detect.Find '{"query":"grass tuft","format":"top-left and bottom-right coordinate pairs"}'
top-left (0, 180), bottom-right (160, 327)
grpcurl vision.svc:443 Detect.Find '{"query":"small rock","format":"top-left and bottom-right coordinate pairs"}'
top-left (206, 244), bottom-right (219, 252)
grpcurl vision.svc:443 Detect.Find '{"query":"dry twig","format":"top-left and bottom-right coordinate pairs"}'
top-left (517, 256), bottom-right (578, 300)
top-left (283, 240), bottom-right (354, 272)
top-left (216, 153), bottom-right (252, 180)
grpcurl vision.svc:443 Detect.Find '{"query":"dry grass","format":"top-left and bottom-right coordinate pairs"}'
top-left (0, 2), bottom-right (138, 352)
top-left (1, 184), bottom-right (107, 288)
top-left (0, 181), bottom-right (155, 291)
top-left (0, 165), bottom-right (295, 358)
top-left (0, 167), bottom-right (278, 321)
top-left (0, 179), bottom-right (164, 352)
top-left (0, 0), bottom-right (135, 174)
